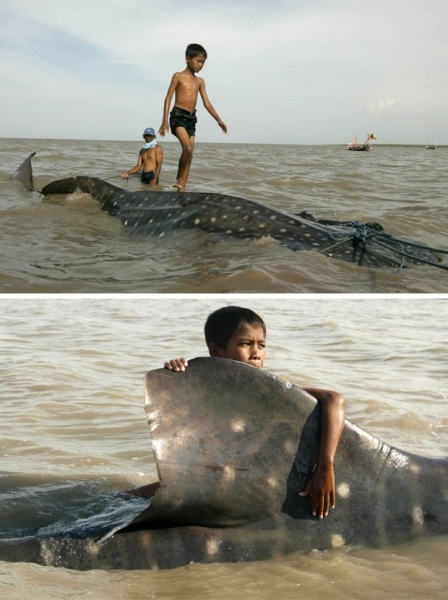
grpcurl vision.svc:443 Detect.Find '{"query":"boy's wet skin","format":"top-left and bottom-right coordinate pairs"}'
top-left (158, 43), bottom-right (227, 192)
top-left (209, 323), bottom-right (266, 369)
top-left (190, 55), bottom-right (205, 73)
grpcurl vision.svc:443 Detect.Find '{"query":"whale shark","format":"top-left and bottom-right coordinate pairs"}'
top-left (0, 358), bottom-right (447, 570)
top-left (11, 153), bottom-right (448, 271)
top-left (40, 176), bottom-right (448, 271)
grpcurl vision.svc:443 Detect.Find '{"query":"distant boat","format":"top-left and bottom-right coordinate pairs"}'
top-left (425, 143), bottom-right (437, 149)
top-left (347, 133), bottom-right (377, 152)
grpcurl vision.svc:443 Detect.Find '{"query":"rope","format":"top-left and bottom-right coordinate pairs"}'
top-left (319, 221), bottom-right (384, 254)
top-left (90, 173), bottom-right (128, 183)
top-left (378, 232), bottom-right (448, 256)
top-left (318, 220), bottom-right (448, 272)
top-left (369, 236), bottom-right (448, 272)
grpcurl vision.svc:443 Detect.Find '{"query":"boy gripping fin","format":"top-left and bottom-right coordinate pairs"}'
top-left (158, 43), bottom-right (227, 192)
top-left (164, 306), bottom-right (346, 520)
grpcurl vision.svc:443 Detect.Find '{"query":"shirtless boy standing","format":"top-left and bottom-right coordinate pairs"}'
top-left (121, 127), bottom-right (163, 185)
top-left (158, 43), bottom-right (227, 192)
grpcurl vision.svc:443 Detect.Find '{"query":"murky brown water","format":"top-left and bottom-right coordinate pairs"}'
top-left (1, 297), bottom-right (447, 599)
top-left (2, 138), bottom-right (448, 292)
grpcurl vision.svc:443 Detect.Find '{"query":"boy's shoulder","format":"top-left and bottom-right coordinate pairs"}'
top-left (174, 68), bottom-right (204, 82)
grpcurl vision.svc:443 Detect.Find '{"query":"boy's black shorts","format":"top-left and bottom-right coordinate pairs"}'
top-left (170, 106), bottom-right (197, 138)
top-left (141, 170), bottom-right (155, 184)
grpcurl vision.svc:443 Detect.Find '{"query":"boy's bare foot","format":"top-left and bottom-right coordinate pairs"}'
top-left (173, 180), bottom-right (184, 192)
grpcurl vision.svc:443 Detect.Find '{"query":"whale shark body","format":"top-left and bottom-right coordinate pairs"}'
top-left (10, 152), bottom-right (448, 271)
top-left (40, 176), bottom-right (448, 271)
top-left (1, 358), bottom-right (447, 570)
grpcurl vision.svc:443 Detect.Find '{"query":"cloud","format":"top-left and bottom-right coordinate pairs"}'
top-left (367, 99), bottom-right (401, 116)
top-left (1, 0), bottom-right (448, 143)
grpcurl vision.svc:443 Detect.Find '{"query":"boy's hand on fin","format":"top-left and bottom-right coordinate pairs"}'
top-left (298, 464), bottom-right (336, 519)
top-left (164, 358), bottom-right (188, 372)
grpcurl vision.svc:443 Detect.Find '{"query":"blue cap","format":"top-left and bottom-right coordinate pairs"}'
top-left (143, 127), bottom-right (156, 136)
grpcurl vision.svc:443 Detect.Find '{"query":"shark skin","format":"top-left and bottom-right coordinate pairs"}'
top-left (0, 358), bottom-right (447, 571)
top-left (40, 176), bottom-right (444, 270)
top-left (11, 152), bottom-right (36, 191)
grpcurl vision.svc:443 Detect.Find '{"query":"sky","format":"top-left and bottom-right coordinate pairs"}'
top-left (1, 0), bottom-right (447, 144)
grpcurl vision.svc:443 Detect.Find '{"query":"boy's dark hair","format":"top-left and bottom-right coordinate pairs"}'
top-left (204, 306), bottom-right (266, 349)
top-left (186, 43), bottom-right (207, 59)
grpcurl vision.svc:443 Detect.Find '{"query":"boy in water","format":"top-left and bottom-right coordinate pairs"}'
top-left (158, 43), bottom-right (227, 192)
top-left (121, 127), bottom-right (163, 185)
top-left (164, 306), bottom-right (346, 520)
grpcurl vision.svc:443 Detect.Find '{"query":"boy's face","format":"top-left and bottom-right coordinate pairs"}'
top-left (209, 323), bottom-right (266, 369)
top-left (187, 54), bottom-right (207, 74)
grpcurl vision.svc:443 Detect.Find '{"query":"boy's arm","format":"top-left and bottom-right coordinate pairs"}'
top-left (121, 153), bottom-right (143, 178)
top-left (198, 80), bottom-right (227, 133)
top-left (153, 146), bottom-right (163, 185)
top-left (159, 74), bottom-right (179, 137)
top-left (299, 388), bottom-right (345, 518)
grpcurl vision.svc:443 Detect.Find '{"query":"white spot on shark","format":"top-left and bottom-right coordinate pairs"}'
top-left (266, 477), bottom-right (279, 488)
top-left (412, 505), bottom-right (424, 526)
top-left (223, 466), bottom-right (236, 481)
top-left (337, 482), bottom-right (350, 498)
top-left (331, 534), bottom-right (345, 548)
top-left (194, 218), bottom-right (201, 225)
top-left (206, 538), bottom-right (220, 556)
top-left (230, 418), bottom-right (246, 432)
top-left (283, 438), bottom-right (297, 454)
